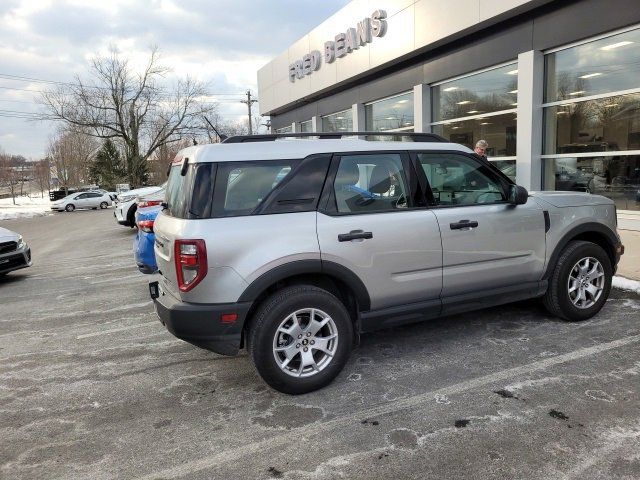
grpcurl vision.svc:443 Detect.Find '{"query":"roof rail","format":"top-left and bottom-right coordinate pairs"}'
top-left (222, 131), bottom-right (447, 144)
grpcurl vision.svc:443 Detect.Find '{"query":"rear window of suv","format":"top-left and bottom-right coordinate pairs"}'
top-left (164, 156), bottom-right (330, 219)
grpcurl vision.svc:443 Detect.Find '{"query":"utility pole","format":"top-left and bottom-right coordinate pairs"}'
top-left (241, 90), bottom-right (258, 134)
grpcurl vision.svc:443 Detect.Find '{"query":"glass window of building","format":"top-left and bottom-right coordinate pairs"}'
top-left (545, 28), bottom-right (640, 102)
top-left (322, 109), bottom-right (353, 132)
top-left (365, 92), bottom-right (414, 132)
top-left (300, 120), bottom-right (312, 133)
top-left (275, 125), bottom-right (293, 134)
top-left (430, 63), bottom-right (518, 179)
top-left (432, 63), bottom-right (518, 122)
top-left (543, 27), bottom-right (640, 211)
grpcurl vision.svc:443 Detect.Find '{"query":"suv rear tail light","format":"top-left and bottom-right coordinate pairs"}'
top-left (137, 219), bottom-right (154, 233)
top-left (138, 199), bottom-right (163, 208)
top-left (174, 239), bottom-right (207, 292)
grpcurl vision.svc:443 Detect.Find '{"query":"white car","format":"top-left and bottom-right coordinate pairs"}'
top-left (51, 192), bottom-right (113, 212)
top-left (114, 185), bottom-right (164, 227)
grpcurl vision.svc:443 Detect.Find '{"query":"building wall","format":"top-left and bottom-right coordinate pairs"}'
top-left (258, 0), bottom-right (553, 115)
top-left (269, 0), bottom-right (640, 128)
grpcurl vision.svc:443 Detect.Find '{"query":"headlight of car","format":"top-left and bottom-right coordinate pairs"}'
top-left (17, 235), bottom-right (24, 248)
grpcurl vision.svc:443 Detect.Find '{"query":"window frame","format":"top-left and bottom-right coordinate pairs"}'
top-left (318, 150), bottom-right (427, 216)
top-left (409, 150), bottom-right (513, 209)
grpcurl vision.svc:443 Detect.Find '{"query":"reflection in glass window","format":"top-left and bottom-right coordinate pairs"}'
top-left (365, 92), bottom-right (414, 131)
top-left (333, 154), bottom-right (408, 213)
top-left (544, 93), bottom-right (640, 155)
top-left (492, 159), bottom-right (517, 182)
top-left (543, 155), bottom-right (640, 211)
top-left (545, 28), bottom-right (640, 102)
top-left (432, 112), bottom-right (517, 157)
top-left (417, 153), bottom-right (506, 206)
top-left (432, 64), bottom-right (518, 122)
top-left (275, 125), bottom-right (293, 134)
top-left (322, 109), bottom-right (353, 132)
top-left (300, 120), bottom-right (312, 133)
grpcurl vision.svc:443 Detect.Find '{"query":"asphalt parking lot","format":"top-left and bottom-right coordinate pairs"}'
top-left (1, 210), bottom-right (640, 479)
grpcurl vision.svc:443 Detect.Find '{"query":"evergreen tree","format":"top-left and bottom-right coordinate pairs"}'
top-left (90, 140), bottom-right (125, 190)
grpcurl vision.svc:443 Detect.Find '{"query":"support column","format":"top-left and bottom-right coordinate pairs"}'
top-left (311, 116), bottom-right (320, 132)
top-left (291, 121), bottom-right (298, 133)
top-left (413, 84), bottom-right (431, 133)
top-left (516, 50), bottom-right (544, 190)
top-left (352, 103), bottom-right (365, 132)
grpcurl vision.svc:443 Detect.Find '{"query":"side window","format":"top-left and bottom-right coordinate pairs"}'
top-left (212, 161), bottom-right (295, 217)
top-left (333, 153), bottom-right (408, 213)
top-left (417, 153), bottom-right (507, 206)
top-left (75, 194), bottom-right (86, 199)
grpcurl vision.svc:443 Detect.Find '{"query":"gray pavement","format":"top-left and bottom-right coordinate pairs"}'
top-left (1, 210), bottom-right (639, 480)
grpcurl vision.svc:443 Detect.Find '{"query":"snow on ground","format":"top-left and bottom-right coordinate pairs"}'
top-left (0, 193), bottom-right (52, 221)
top-left (613, 276), bottom-right (640, 295)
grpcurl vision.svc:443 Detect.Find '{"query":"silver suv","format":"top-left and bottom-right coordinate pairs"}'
top-left (149, 133), bottom-right (624, 394)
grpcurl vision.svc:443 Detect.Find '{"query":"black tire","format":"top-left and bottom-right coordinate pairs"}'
top-left (543, 240), bottom-right (612, 321)
top-left (248, 285), bottom-right (354, 394)
top-left (126, 205), bottom-right (137, 228)
top-left (65, 204), bottom-right (75, 212)
top-left (99, 201), bottom-right (108, 209)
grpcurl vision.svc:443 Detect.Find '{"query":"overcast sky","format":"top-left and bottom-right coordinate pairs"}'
top-left (0, 0), bottom-right (349, 159)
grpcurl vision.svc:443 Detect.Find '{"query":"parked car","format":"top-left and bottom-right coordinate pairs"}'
top-left (133, 190), bottom-right (164, 273)
top-left (0, 227), bottom-right (32, 276)
top-left (149, 133), bottom-right (624, 394)
top-left (49, 188), bottom-right (79, 201)
top-left (50, 192), bottom-right (113, 212)
top-left (89, 188), bottom-right (117, 201)
top-left (114, 185), bottom-right (164, 227)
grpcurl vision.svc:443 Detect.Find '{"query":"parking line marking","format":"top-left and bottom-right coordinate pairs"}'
top-left (76, 321), bottom-right (159, 339)
top-left (137, 332), bottom-right (640, 480)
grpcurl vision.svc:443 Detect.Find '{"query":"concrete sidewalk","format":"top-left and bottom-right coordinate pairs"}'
top-left (618, 229), bottom-right (640, 281)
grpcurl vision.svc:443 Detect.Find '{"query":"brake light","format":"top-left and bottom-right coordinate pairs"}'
top-left (174, 239), bottom-right (207, 292)
top-left (137, 219), bottom-right (154, 233)
top-left (137, 199), bottom-right (163, 208)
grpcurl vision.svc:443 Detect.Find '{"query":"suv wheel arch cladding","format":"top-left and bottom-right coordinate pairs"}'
top-left (237, 260), bottom-right (371, 343)
top-left (543, 222), bottom-right (621, 279)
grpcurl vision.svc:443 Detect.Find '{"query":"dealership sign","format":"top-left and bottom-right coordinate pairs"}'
top-left (288, 10), bottom-right (388, 82)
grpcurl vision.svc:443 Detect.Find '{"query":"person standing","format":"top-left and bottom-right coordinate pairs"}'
top-left (474, 140), bottom-right (490, 165)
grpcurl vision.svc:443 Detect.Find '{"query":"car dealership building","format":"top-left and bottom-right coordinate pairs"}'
top-left (257, 0), bottom-right (640, 211)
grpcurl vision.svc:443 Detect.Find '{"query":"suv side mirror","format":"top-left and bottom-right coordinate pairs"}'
top-left (509, 184), bottom-right (528, 205)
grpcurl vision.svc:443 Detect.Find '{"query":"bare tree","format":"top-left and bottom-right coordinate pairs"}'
top-left (47, 128), bottom-right (98, 194)
top-left (148, 137), bottom-right (192, 184)
top-left (0, 150), bottom-right (22, 204)
top-left (41, 47), bottom-right (216, 187)
top-left (34, 158), bottom-right (51, 197)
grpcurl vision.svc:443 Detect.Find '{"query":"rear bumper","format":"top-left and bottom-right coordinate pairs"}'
top-left (133, 231), bottom-right (157, 273)
top-left (150, 281), bottom-right (250, 356)
top-left (114, 203), bottom-right (133, 226)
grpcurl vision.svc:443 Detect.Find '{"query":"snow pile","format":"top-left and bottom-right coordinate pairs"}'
top-left (612, 276), bottom-right (640, 295)
top-left (0, 193), bottom-right (52, 221)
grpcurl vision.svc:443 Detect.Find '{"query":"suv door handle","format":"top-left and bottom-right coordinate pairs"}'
top-left (450, 220), bottom-right (479, 230)
top-left (338, 230), bottom-right (373, 242)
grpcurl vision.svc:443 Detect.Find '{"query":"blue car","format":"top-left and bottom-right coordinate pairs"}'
top-left (133, 204), bottom-right (162, 274)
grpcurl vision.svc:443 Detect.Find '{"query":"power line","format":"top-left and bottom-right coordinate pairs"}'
top-left (0, 72), bottom-right (248, 96)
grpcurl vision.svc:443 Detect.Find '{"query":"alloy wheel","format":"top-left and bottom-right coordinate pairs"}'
top-left (272, 308), bottom-right (338, 378)
top-left (567, 256), bottom-right (605, 309)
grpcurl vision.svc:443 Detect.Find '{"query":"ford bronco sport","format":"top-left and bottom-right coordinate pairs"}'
top-left (149, 132), bottom-right (624, 394)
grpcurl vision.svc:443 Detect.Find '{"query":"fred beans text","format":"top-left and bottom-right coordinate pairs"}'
top-left (288, 10), bottom-right (388, 82)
